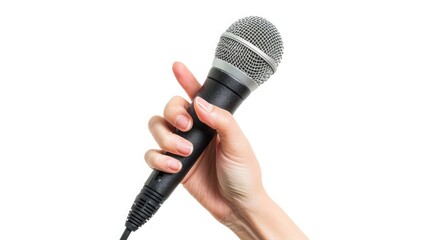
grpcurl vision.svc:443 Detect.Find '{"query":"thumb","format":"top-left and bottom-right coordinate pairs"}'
top-left (193, 97), bottom-right (246, 148)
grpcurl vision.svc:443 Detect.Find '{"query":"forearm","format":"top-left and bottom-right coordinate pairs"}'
top-left (227, 192), bottom-right (308, 240)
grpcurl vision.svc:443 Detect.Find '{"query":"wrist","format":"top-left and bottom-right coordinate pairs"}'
top-left (226, 190), bottom-right (307, 240)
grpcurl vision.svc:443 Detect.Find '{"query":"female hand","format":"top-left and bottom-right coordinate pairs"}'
top-left (144, 62), bottom-right (307, 240)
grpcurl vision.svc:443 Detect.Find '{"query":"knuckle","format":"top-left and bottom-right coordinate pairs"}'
top-left (144, 150), bottom-right (151, 162)
top-left (163, 96), bottom-right (180, 117)
top-left (148, 115), bottom-right (162, 129)
top-left (159, 138), bottom-right (169, 149)
top-left (144, 150), bottom-right (165, 169)
top-left (144, 150), bottom-right (155, 167)
top-left (164, 96), bottom-right (190, 118)
top-left (218, 109), bottom-right (234, 126)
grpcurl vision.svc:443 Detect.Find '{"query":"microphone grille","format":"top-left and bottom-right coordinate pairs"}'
top-left (215, 16), bottom-right (284, 85)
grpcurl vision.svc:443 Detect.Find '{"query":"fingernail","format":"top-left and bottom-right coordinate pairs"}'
top-left (167, 159), bottom-right (182, 171)
top-left (196, 97), bottom-right (213, 113)
top-left (177, 141), bottom-right (193, 155)
top-left (176, 115), bottom-right (191, 131)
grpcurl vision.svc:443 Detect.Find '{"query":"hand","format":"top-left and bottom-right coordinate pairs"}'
top-left (145, 61), bottom-right (263, 220)
top-left (145, 62), bottom-right (307, 240)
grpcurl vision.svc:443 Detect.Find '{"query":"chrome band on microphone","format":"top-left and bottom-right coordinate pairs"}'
top-left (212, 58), bottom-right (258, 91)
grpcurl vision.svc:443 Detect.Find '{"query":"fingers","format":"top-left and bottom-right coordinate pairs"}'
top-left (146, 96), bottom-right (194, 173)
top-left (146, 115), bottom-right (191, 174)
top-left (145, 62), bottom-right (200, 174)
top-left (163, 96), bottom-right (192, 132)
top-left (172, 62), bottom-right (201, 99)
top-left (145, 149), bottom-right (182, 173)
top-left (148, 115), bottom-right (193, 157)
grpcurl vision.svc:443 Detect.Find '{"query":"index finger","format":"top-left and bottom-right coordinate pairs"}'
top-left (172, 61), bottom-right (201, 99)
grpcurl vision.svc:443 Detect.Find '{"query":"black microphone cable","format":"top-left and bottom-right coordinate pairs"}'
top-left (120, 228), bottom-right (131, 240)
top-left (118, 16), bottom-right (283, 239)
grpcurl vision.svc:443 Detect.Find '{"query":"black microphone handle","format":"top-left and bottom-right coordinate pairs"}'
top-left (125, 68), bottom-right (251, 232)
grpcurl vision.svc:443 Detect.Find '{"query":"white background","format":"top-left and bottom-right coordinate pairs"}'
top-left (1, 0), bottom-right (428, 239)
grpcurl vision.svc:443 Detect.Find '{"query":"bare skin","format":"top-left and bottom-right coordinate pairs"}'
top-left (144, 62), bottom-right (308, 240)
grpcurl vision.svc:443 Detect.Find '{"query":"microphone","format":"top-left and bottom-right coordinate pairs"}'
top-left (120, 16), bottom-right (284, 239)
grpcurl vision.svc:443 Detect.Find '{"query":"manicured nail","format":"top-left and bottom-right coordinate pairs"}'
top-left (177, 141), bottom-right (193, 155)
top-left (167, 159), bottom-right (182, 171)
top-left (176, 115), bottom-right (191, 131)
top-left (196, 97), bottom-right (213, 113)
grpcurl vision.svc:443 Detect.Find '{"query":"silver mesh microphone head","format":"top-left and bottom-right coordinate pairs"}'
top-left (213, 16), bottom-right (284, 91)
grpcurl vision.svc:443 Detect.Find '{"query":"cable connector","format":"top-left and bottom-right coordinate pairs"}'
top-left (120, 185), bottom-right (165, 239)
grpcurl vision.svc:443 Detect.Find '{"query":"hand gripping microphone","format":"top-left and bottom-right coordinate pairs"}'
top-left (120, 16), bottom-right (284, 240)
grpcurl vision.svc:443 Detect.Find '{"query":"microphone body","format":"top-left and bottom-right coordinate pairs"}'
top-left (125, 67), bottom-right (249, 231)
